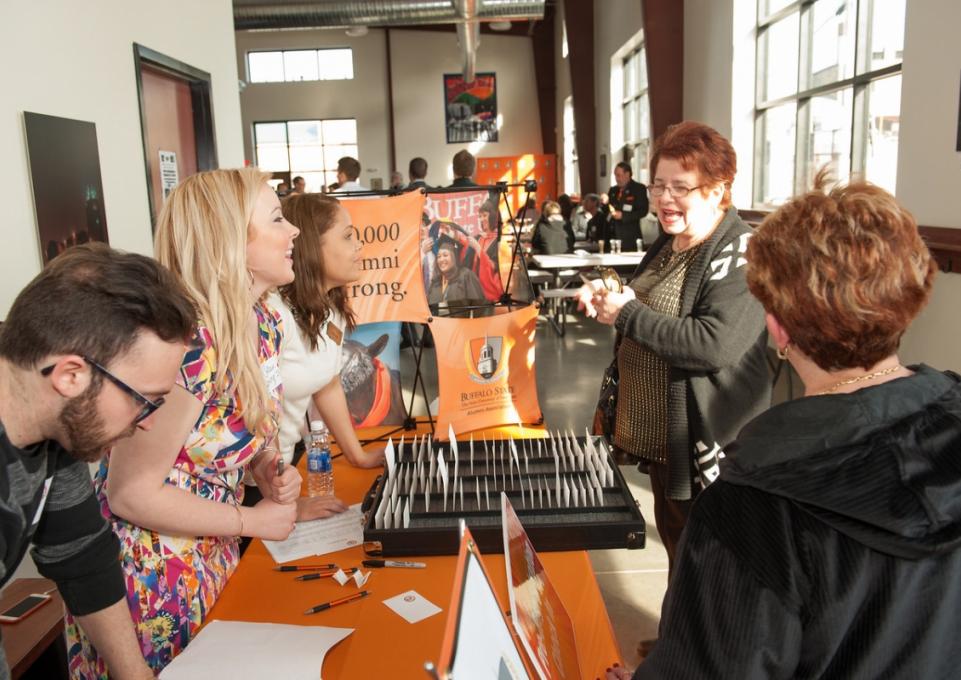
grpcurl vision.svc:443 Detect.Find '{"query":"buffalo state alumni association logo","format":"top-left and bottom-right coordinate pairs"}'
top-left (467, 335), bottom-right (505, 383)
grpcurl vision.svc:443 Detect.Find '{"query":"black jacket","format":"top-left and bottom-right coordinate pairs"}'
top-left (638, 366), bottom-right (961, 679)
top-left (531, 215), bottom-right (574, 254)
top-left (608, 179), bottom-right (649, 249)
top-left (615, 207), bottom-right (770, 500)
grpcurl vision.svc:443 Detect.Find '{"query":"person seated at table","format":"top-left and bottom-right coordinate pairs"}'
top-left (531, 200), bottom-right (575, 255)
top-left (66, 168), bottom-right (302, 677)
top-left (427, 239), bottom-right (488, 316)
top-left (609, 176), bottom-right (958, 680)
top-left (572, 193), bottom-right (600, 241)
top-left (261, 193), bottom-right (384, 521)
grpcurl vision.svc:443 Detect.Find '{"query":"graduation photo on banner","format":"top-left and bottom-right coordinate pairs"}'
top-left (430, 305), bottom-right (542, 437)
top-left (339, 190), bottom-right (431, 324)
top-left (422, 189), bottom-right (510, 316)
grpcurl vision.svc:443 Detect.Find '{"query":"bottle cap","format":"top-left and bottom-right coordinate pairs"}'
top-left (310, 420), bottom-right (325, 431)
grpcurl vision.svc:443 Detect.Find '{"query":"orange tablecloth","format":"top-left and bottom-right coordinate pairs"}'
top-left (208, 424), bottom-right (622, 679)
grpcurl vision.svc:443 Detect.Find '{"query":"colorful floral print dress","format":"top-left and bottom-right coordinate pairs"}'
top-left (64, 302), bottom-right (284, 678)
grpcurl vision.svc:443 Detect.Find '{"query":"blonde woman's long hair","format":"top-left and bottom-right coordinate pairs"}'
top-left (154, 167), bottom-right (273, 434)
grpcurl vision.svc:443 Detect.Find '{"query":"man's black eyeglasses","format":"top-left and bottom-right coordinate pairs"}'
top-left (40, 356), bottom-right (165, 424)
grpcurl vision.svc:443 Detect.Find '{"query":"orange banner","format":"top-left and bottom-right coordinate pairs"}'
top-left (340, 191), bottom-right (431, 325)
top-left (430, 305), bottom-right (542, 438)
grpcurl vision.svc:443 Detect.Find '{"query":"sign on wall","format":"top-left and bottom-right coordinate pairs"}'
top-left (23, 112), bottom-right (109, 266)
top-left (444, 72), bottom-right (498, 144)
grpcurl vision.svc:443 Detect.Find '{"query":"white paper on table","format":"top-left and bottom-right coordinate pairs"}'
top-left (354, 570), bottom-right (371, 588)
top-left (385, 438), bottom-right (396, 478)
top-left (264, 504), bottom-right (365, 563)
top-left (332, 569), bottom-right (350, 586)
top-left (159, 620), bottom-right (353, 680)
top-left (425, 483), bottom-right (431, 513)
top-left (403, 495), bottom-right (412, 528)
top-left (562, 476), bottom-right (571, 508)
top-left (383, 590), bottom-right (442, 624)
top-left (469, 434), bottom-right (475, 475)
top-left (429, 449), bottom-right (437, 481)
top-left (398, 435), bottom-right (405, 464)
top-left (485, 477), bottom-right (490, 510)
top-left (458, 478), bottom-right (464, 511)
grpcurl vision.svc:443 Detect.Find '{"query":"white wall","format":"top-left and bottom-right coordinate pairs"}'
top-left (893, 0), bottom-right (961, 372)
top-left (0, 0), bottom-right (244, 318)
top-left (390, 29), bottom-right (542, 183)
top-left (683, 0), bottom-right (733, 138)
top-left (593, 0), bottom-right (645, 191)
top-left (235, 28), bottom-right (391, 185)
top-left (236, 28), bottom-right (542, 188)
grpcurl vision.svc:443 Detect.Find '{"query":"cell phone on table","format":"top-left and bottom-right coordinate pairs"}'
top-left (0, 593), bottom-right (52, 623)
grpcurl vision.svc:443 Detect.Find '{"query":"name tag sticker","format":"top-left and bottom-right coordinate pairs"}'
top-left (327, 322), bottom-right (343, 346)
top-left (261, 356), bottom-right (282, 395)
top-left (622, 204), bottom-right (633, 212)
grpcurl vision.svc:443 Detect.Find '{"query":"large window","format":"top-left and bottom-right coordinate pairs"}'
top-left (254, 119), bottom-right (358, 192)
top-left (754, 0), bottom-right (904, 206)
top-left (621, 46), bottom-right (650, 183)
top-left (563, 97), bottom-right (580, 196)
top-left (247, 48), bottom-right (354, 83)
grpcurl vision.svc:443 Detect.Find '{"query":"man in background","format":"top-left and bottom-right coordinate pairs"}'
top-left (333, 157), bottom-right (368, 193)
top-left (607, 161), bottom-right (648, 251)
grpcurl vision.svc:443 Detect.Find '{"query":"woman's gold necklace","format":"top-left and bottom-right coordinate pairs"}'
top-left (818, 365), bottom-right (902, 395)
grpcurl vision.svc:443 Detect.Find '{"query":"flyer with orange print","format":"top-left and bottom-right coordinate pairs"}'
top-left (430, 305), bottom-right (542, 438)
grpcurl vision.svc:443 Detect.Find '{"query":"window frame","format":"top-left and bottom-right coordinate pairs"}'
top-left (246, 47), bottom-right (355, 83)
top-left (753, 0), bottom-right (903, 207)
top-left (621, 45), bottom-right (651, 183)
top-left (252, 118), bottom-right (359, 192)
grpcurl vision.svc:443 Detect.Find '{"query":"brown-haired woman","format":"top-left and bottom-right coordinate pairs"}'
top-left (611, 178), bottom-right (961, 679)
top-left (269, 193), bottom-right (385, 521)
top-left (577, 121), bottom-right (771, 576)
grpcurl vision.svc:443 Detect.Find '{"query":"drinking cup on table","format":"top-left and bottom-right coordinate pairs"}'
top-left (636, 238), bottom-right (643, 252)
top-left (598, 239), bottom-right (605, 254)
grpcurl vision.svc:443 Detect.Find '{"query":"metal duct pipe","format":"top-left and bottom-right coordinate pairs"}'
top-left (233, 0), bottom-right (545, 31)
top-left (455, 0), bottom-right (479, 82)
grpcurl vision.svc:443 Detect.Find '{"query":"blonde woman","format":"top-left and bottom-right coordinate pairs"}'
top-left (65, 168), bottom-right (302, 676)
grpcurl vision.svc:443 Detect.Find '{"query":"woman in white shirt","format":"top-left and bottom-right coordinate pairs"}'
top-left (271, 192), bottom-right (385, 520)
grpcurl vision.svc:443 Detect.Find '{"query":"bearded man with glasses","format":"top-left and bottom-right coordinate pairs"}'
top-left (0, 243), bottom-right (195, 680)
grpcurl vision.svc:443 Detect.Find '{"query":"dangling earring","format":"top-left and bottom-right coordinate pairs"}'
top-left (246, 269), bottom-right (255, 290)
top-left (776, 344), bottom-right (790, 361)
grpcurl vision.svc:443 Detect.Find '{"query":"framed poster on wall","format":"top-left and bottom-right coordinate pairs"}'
top-left (444, 72), bottom-right (498, 144)
top-left (23, 112), bottom-right (109, 266)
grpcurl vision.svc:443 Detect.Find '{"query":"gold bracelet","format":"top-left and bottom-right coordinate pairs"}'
top-left (234, 504), bottom-right (244, 536)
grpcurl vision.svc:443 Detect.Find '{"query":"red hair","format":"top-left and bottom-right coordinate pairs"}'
top-left (746, 172), bottom-right (937, 371)
top-left (649, 121), bottom-right (737, 209)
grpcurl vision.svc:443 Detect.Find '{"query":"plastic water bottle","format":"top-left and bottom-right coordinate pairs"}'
top-left (306, 420), bottom-right (334, 497)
